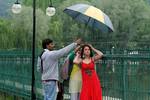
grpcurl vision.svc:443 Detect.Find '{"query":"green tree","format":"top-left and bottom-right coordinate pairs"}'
top-left (96, 0), bottom-right (150, 49)
top-left (11, 6), bottom-right (50, 49)
top-left (0, 18), bottom-right (15, 49)
top-left (2, 0), bottom-right (150, 49)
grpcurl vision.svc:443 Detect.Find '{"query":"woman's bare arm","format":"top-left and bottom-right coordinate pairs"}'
top-left (89, 44), bottom-right (103, 62)
top-left (73, 52), bottom-right (82, 64)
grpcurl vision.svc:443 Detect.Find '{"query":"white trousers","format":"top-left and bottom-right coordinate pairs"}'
top-left (70, 93), bottom-right (80, 100)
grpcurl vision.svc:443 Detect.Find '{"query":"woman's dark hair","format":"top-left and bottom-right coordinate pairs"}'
top-left (42, 38), bottom-right (53, 49)
top-left (81, 44), bottom-right (93, 59)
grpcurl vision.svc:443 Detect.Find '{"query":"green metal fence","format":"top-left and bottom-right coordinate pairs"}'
top-left (0, 49), bottom-right (150, 100)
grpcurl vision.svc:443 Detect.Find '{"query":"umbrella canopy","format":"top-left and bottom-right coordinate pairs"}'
top-left (64, 3), bottom-right (114, 33)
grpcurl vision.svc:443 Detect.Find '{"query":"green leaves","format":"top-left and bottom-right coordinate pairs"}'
top-left (1, 0), bottom-right (150, 50)
top-left (11, 6), bottom-right (50, 49)
top-left (97, 0), bottom-right (150, 48)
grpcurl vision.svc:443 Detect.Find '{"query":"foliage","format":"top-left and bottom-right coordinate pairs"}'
top-left (10, 6), bottom-right (49, 49)
top-left (0, 18), bottom-right (15, 49)
top-left (98, 0), bottom-right (150, 49)
top-left (0, 0), bottom-right (150, 49)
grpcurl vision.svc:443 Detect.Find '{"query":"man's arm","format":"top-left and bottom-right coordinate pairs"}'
top-left (48, 39), bottom-right (81, 60)
top-left (48, 43), bottom-right (77, 60)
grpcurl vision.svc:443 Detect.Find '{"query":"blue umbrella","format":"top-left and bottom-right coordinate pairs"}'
top-left (64, 3), bottom-right (114, 33)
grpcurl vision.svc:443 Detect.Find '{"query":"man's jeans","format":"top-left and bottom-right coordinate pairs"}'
top-left (43, 81), bottom-right (58, 100)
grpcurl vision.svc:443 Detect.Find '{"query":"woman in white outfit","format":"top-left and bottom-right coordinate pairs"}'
top-left (68, 46), bottom-right (82, 100)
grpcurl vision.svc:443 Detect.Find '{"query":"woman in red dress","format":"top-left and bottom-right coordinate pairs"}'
top-left (73, 44), bottom-right (103, 100)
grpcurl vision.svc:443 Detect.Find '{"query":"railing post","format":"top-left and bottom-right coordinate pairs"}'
top-left (123, 50), bottom-right (127, 100)
top-left (111, 47), bottom-right (115, 72)
top-left (14, 95), bottom-right (17, 100)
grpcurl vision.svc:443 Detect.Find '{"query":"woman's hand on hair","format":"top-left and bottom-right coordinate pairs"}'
top-left (88, 44), bottom-right (94, 50)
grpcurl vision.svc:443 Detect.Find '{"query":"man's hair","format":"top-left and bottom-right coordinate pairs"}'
top-left (42, 38), bottom-right (53, 49)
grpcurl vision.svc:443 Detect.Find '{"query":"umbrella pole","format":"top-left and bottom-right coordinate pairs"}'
top-left (83, 17), bottom-right (91, 41)
top-left (84, 17), bottom-right (91, 32)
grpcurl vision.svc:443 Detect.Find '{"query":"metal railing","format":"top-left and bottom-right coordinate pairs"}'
top-left (0, 50), bottom-right (150, 100)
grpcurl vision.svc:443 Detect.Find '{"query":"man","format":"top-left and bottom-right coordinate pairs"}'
top-left (37, 38), bottom-right (81, 100)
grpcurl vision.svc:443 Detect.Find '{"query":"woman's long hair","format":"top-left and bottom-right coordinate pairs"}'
top-left (81, 44), bottom-right (93, 59)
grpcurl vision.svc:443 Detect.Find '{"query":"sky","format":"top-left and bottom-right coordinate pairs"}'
top-left (0, 0), bottom-right (15, 17)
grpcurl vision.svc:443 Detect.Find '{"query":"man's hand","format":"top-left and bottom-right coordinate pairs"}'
top-left (75, 38), bottom-right (82, 45)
